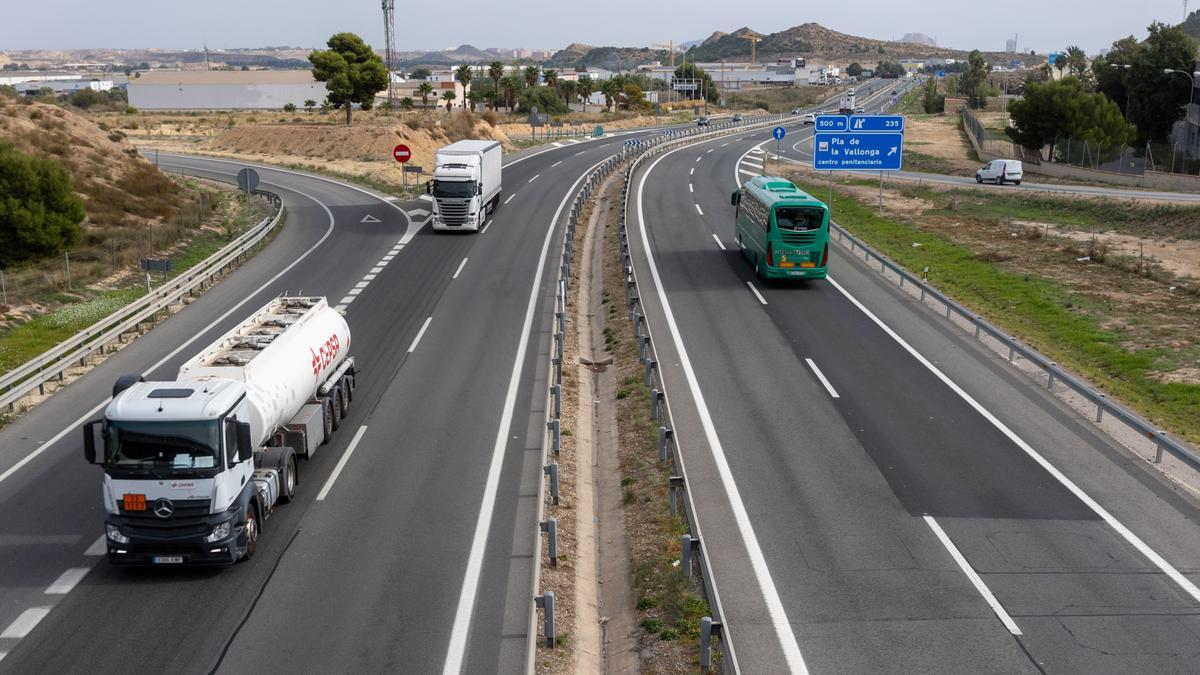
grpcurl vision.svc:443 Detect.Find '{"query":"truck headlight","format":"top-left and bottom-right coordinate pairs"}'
top-left (106, 524), bottom-right (130, 544)
top-left (204, 520), bottom-right (232, 543)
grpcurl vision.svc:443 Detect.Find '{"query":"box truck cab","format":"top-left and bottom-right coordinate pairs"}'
top-left (429, 140), bottom-right (503, 232)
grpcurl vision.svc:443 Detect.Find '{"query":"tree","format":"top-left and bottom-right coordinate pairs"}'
top-left (441, 90), bottom-right (456, 111)
top-left (0, 142), bottom-right (85, 268)
top-left (500, 76), bottom-right (520, 111)
top-left (455, 64), bottom-right (473, 97)
top-left (1006, 78), bottom-right (1134, 159)
top-left (577, 74), bottom-right (594, 112)
top-left (488, 61), bottom-right (504, 101)
top-left (543, 69), bottom-right (559, 95)
top-left (409, 67), bottom-right (432, 80)
top-left (600, 78), bottom-right (620, 111)
top-left (961, 50), bottom-right (991, 108)
top-left (309, 32), bottom-right (388, 124)
top-left (1064, 45), bottom-right (1089, 79)
top-left (303, 99), bottom-right (317, 113)
top-left (1092, 36), bottom-right (1139, 116)
top-left (523, 65), bottom-right (541, 88)
top-left (560, 80), bottom-right (576, 109)
top-left (282, 102), bottom-right (297, 113)
top-left (417, 82), bottom-right (434, 108)
top-left (400, 97), bottom-right (414, 110)
top-left (847, 62), bottom-right (863, 78)
top-left (466, 89), bottom-right (481, 112)
top-left (517, 86), bottom-right (569, 114)
top-left (1128, 22), bottom-right (1198, 143)
top-left (673, 63), bottom-right (718, 103)
top-left (920, 76), bottom-right (945, 113)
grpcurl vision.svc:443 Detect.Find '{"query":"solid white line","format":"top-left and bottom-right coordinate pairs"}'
top-left (407, 317), bottom-right (432, 353)
top-left (711, 234), bottom-right (726, 250)
top-left (1, 607), bottom-right (51, 639)
top-left (443, 156), bottom-right (611, 675)
top-left (804, 358), bottom-right (839, 398)
top-left (924, 516), bottom-right (1022, 635)
top-left (551, 160), bottom-right (563, 168)
top-left (826, 276), bottom-right (1200, 604)
top-left (528, 174), bottom-right (540, 183)
top-left (0, 180), bottom-right (347, 487)
top-left (695, 204), bottom-right (704, 216)
top-left (44, 567), bottom-right (92, 595)
top-left (746, 281), bottom-right (767, 305)
top-left (83, 535), bottom-right (106, 556)
top-left (504, 193), bottom-right (516, 204)
top-left (452, 257), bottom-right (468, 279)
top-left (637, 148), bottom-right (808, 673)
top-left (315, 425), bottom-right (368, 502)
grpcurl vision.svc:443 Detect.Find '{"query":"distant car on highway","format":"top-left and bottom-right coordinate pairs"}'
top-left (855, 106), bottom-right (866, 113)
top-left (976, 159), bottom-right (1023, 185)
top-left (697, 116), bottom-right (710, 127)
top-left (732, 113), bottom-right (743, 123)
top-left (791, 108), bottom-right (801, 115)
top-left (803, 113), bottom-right (816, 125)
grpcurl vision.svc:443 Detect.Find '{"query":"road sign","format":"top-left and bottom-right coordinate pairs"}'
top-left (140, 258), bottom-right (172, 273)
top-left (623, 139), bottom-right (644, 148)
top-left (813, 132), bottom-right (904, 171)
top-left (393, 144), bottom-right (412, 163)
top-left (772, 126), bottom-right (786, 140)
top-left (593, 125), bottom-right (604, 137)
top-left (236, 168), bottom-right (259, 192)
top-left (814, 115), bottom-right (848, 132)
top-left (402, 164), bottom-right (423, 174)
top-left (935, 70), bottom-right (946, 78)
top-left (848, 114), bottom-right (904, 132)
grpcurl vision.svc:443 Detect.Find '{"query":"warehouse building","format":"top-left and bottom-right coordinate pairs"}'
top-left (128, 70), bottom-right (325, 110)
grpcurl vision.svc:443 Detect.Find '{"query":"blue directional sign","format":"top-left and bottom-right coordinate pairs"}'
top-left (848, 114), bottom-right (904, 132)
top-left (935, 70), bottom-right (946, 78)
top-left (772, 126), bottom-right (786, 140)
top-left (814, 132), bottom-right (903, 171)
top-left (815, 115), bottom-right (848, 132)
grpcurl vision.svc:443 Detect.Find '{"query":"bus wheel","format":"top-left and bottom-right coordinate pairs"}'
top-left (754, 254), bottom-right (764, 279)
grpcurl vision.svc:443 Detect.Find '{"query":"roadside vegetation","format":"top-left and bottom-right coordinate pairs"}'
top-left (784, 170), bottom-right (1200, 443)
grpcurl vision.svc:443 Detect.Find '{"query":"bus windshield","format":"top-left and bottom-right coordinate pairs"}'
top-left (774, 206), bottom-right (825, 232)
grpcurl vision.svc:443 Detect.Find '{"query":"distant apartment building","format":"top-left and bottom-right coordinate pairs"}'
top-left (129, 70), bottom-right (325, 109)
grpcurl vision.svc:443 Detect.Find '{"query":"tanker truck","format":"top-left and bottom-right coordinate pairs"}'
top-left (428, 139), bottom-right (503, 231)
top-left (82, 296), bottom-right (356, 566)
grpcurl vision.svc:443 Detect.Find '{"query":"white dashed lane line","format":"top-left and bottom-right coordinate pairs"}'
top-left (551, 160), bottom-right (563, 167)
top-left (453, 257), bottom-right (469, 279)
top-left (711, 234), bottom-right (726, 250)
top-left (695, 204), bottom-right (704, 216)
top-left (529, 174), bottom-right (540, 183)
top-left (804, 358), bottom-right (840, 398)
top-left (1, 607), bottom-right (51, 639)
top-left (44, 567), bottom-right (92, 595)
top-left (747, 281), bottom-right (768, 305)
top-left (408, 317), bottom-right (433, 353)
top-left (504, 193), bottom-right (516, 204)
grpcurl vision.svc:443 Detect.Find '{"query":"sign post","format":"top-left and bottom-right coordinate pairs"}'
top-left (772, 126), bottom-right (786, 161)
top-left (393, 143), bottom-right (412, 188)
top-left (236, 168), bottom-right (259, 226)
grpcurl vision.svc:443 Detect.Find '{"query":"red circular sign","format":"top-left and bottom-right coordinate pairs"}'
top-left (392, 144), bottom-right (412, 163)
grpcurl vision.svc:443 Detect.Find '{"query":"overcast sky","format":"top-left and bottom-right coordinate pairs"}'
top-left (1, 0), bottom-right (1192, 55)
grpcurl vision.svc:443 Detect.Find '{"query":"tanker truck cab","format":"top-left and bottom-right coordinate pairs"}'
top-left (83, 297), bottom-right (356, 566)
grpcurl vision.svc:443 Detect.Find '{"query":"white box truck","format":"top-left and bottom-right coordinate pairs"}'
top-left (82, 296), bottom-right (356, 566)
top-left (429, 139), bottom-right (503, 232)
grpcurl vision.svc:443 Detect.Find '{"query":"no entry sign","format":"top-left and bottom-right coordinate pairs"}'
top-left (393, 144), bottom-right (412, 163)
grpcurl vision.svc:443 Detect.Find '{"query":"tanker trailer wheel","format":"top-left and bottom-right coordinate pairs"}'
top-left (240, 506), bottom-right (260, 561)
top-left (330, 388), bottom-right (344, 431)
top-left (278, 455), bottom-right (297, 504)
top-left (321, 399), bottom-right (334, 444)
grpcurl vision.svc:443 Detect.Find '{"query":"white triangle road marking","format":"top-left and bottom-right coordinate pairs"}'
top-left (361, 214), bottom-right (381, 223)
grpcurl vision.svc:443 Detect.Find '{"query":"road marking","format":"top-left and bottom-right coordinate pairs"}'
top-left (480, 219), bottom-right (492, 234)
top-left (826, 276), bottom-right (1200, 604)
top-left (338, 295), bottom-right (355, 305)
top-left (382, 255), bottom-right (395, 262)
top-left (409, 208), bottom-right (430, 218)
top-left (637, 147), bottom-right (808, 674)
top-left (363, 274), bottom-right (376, 281)
top-left (711, 234), bottom-right (726, 250)
top-left (419, 194), bottom-right (433, 202)
top-left (0, 177), bottom-right (352, 487)
top-left (407, 316), bottom-right (432, 353)
top-left (721, 142), bottom-right (729, 147)
top-left (742, 159), bottom-right (763, 168)
top-left (551, 160), bottom-right (563, 167)
top-left (746, 281), bottom-right (767, 305)
top-left (750, 148), bottom-right (764, 155)
top-left (370, 266), bottom-right (383, 274)
top-left (452, 257), bottom-right (468, 279)
top-left (377, 259), bottom-right (389, 267)
top-left (45, 567), bottom-right (92, 595)
top-left (706, 148), bottom-right (714, 154)
top-left (804, 358), bottom-right (839, 398)
top-left (1, 607), bottom-right (51, 639)
top-left (690, 168), bottom-right (694, 175)
top-left (504, 193), bottom-right (516, 205)
top-left (574, 151), bottom-right (586, 156)
top-left (444, 156), bottom-right (611, 675)
top-left (316, 425), bottom-right (368, 502)
top-left (739, 169), bottom-right (757, 177)
top-left (354, 281), bottom-right (369, 289)
top-left (361, 214), bottom-right (381, 223)
top-left (347, 288), bottom-right (362, 296)
top-left (925, 516), bottom-right (1021, 635)
top-left (695, 156), bottom-right (702, 163)
top-left (695, 204), bottom-right (704, 216)
top-left (689, 184), bottom-right (693, 193)
top-left (551, 142), bottom-right (563, 147)
top-left (84, 535), bottom-right (105, 556)
top-left (529, 174), bottom-right (540, 183)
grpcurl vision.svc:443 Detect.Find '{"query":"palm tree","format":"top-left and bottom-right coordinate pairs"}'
top-left (577, 75), bottom-right (593, 112)
top-left (489, 61), bottom-right (504, 98)
top-left (442, 90), bottom-right (456, 111)
top-left (601, 79), bottom-right (620, 112)
top-left (455, 64), bottom-right (473, 100)
top-left (303, 99), bottom-right (317, 113)
top-left (466, 89), bottom-right (481, 112)
top-left (543, 69), bottom-right (559, 95)
top-left (500, 76), bottom-right (520, 111)
top-left (417, 82), bottom-right (433, 108)
top-left (560, 80), bottom-right (576, 110)
top-left (523, 65), bottom-right (541, 89)
top-left (1065, 45), bottom-right (1088, 79)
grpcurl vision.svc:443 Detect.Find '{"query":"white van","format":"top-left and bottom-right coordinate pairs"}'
top-left (976, 159), bottom-right (1023, 185)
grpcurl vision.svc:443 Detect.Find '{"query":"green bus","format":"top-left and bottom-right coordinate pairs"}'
top-left (730, 176), bottom-right (830, 280)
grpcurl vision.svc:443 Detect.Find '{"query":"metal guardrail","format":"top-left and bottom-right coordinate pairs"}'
top-left (0, 188), bottom-right (284, 414)
top-left (529, 111), bottom-right (792, 670)
top-left (827, 220), bottom-right (1200, 472)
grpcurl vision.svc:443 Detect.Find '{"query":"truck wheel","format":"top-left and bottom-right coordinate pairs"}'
top-left (278, 456), bottom-right (297, 504)
top-left (342, 374), bottom-right (353, 404)
top-left (321, 399), bottom-right (333, 444)
top-left (331, 388), bottom-right (344, 429)
top-left (240, 506), bottom-right (260, 561)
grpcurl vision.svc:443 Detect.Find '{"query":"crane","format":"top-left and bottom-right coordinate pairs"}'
top-left (744, 35), bottom-right (761, 64)
top-left (652, 41), bottom-right (676, 68)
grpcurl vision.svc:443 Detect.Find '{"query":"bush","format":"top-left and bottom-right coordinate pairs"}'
top-left (124, 105), bottom-right (137, 114)
top-left (0, 142), bottom-right (86, 267)
top-left (516, 86), bottom-right (569, 114)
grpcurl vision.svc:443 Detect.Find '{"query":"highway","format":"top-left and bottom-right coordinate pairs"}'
top-left (0, 132), bottom-right (645, 672)
top-left (627, 88), bottom-right (1200, 671)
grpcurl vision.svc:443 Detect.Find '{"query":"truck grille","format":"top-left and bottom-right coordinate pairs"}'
top-left (437, 200), bottom-right (469, 226)
top-left (120, 498), bottom-right (212, 538)
top-left (778, 230), bottom-right (819, 246)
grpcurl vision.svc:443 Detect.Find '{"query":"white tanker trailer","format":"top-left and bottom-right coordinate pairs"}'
top-left (82, 296), bottom-right (356, 565)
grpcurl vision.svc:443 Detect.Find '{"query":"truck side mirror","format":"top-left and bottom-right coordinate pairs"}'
top-left (426, 182), bottom-right (432, 194)
top-left (730, 191), bottom-right (741, 206)
top-left (83, 420), bottom-right (100, 464)
top-left (237, 422), bottom-right (254, 463)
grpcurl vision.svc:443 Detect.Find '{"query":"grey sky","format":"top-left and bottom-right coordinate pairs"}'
top-left (1, 0), bottom-right (1191, 55)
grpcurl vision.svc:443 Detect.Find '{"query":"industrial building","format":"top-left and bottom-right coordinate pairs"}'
top-left (128, 70), bottom-right (325, 110)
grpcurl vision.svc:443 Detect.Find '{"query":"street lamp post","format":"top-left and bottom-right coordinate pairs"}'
top-left (1163, 69), bottom-right (1200, 164)
top-left (1109, 63), bottom-right (1132, 119)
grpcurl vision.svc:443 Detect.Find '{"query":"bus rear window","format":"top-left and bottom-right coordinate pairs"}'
top-left (774, 207), bottom-right (824, 232)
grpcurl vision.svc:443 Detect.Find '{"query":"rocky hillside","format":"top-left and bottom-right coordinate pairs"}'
top-left (687, 22), bottom-right (1001, 63)
top-left (543, 45), bottom-right (671, 71)
top-left (1182, 10), bottom-right (1200, 41)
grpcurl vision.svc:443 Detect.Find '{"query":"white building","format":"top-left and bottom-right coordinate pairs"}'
top-left (129, 70), bottom-right (326, 110)
top-left (13, 79), bottom-right (114, 95)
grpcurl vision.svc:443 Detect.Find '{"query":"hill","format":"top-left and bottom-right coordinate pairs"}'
top-left (1182, 10), bottom-right (1200, 41)
top-left (687, 22), bottom-right (996, 63)
top-left (543, 45), bottom-right (671, 71)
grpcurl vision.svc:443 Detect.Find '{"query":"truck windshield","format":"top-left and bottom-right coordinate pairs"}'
top-left (774, 206), bottom-right (825, 232)
top-left (108, 420), bottom-right (221, 470)
top-left (432, 180), bottom-right (475, 199)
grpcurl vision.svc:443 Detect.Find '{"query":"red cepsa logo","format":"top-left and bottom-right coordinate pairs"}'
top-left (310, 333), bottom-right (341, 382)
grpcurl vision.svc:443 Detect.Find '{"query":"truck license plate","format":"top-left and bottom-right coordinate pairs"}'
top-left (152, 556), bottom-right (184, 564)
